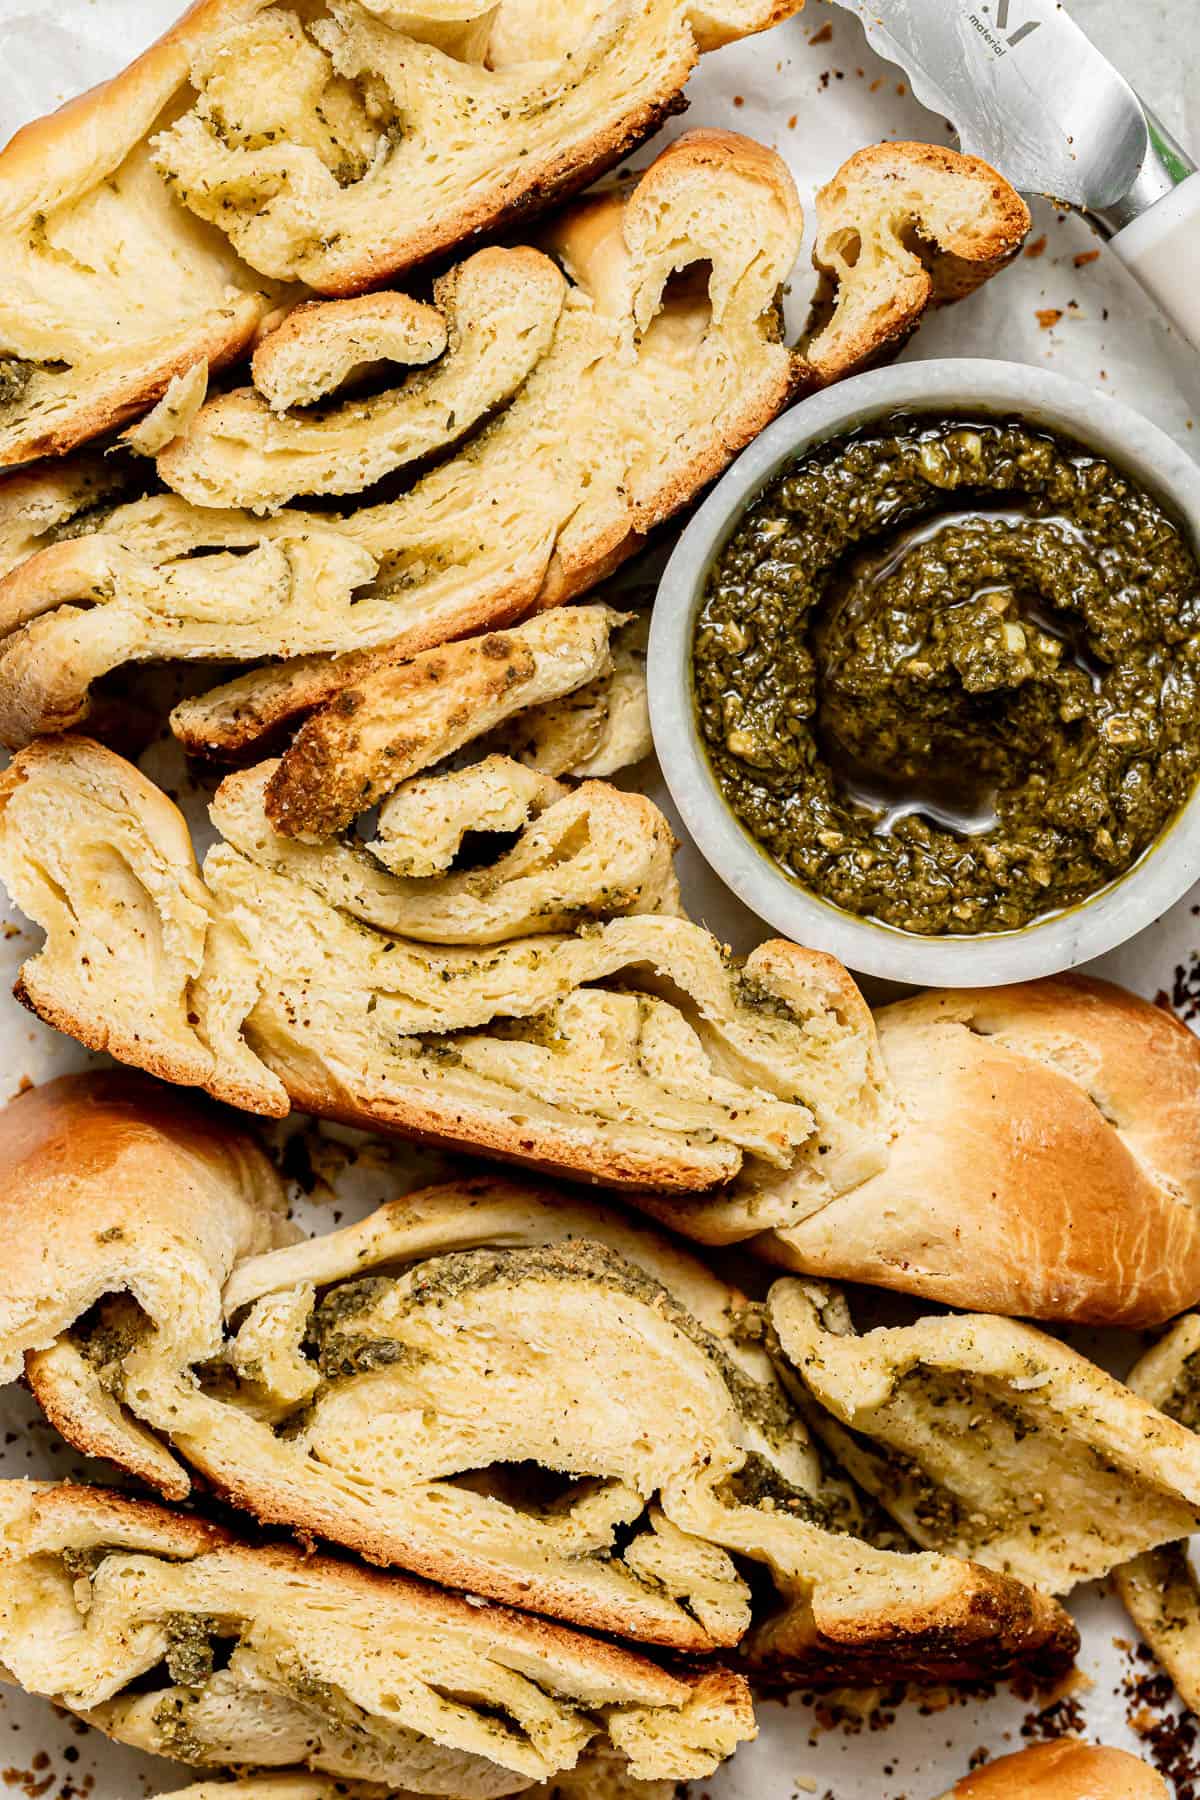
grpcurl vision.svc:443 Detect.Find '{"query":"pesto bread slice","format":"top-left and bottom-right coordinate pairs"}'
top-left (801, 141), bottom-right (1030, 383)
top-left (0, 130), bottom-right (804, 754)
top-left (1115, 1314), bottom-right (1200, 1719)
top-left (0, 0), bottom-right (280, 469)
top-left (155, 249), bottom-right (568, 511)
top-left (2, 1076), bottom-right (1076, 1687)
top-left (0, 0), bottom-right (802, 467)
top-left (770, 1280), bottom-right (1200, 1597)
top-left (0, 1481), bottom-right (754, 1793)
top-left (646, 975), bottom-right (1200, 1330)
top-left (0, 734), bottom-right (887, 1193)
top-left (0, 135), bottom-right (1028, 759)
top-left (151, 0), bottom-right (803, 294)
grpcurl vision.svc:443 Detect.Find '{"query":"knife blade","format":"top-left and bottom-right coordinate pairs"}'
top-left (826, 0), bottom-right (1184, 215)
top-left (825, 0), bottom-right (1200, 347)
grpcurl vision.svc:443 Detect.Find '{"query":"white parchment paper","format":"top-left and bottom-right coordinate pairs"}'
top-left (0, 4), bottom-right (1198, 1795)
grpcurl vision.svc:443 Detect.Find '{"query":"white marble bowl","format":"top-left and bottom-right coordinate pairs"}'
top-left (648, 359), bottom-right (1200, 985)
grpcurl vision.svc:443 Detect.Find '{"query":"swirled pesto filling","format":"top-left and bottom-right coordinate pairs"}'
top-left (693, 417), bottom-right (1200, 934)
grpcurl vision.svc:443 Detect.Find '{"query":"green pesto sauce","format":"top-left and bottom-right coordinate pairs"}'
top-left (306, 1240), bottom-right (799, 1446)
top-left (0, 359), bottom-right (32, 410)
top-left (694, 416), bottom-right (1200, 934)
top-left (152, 1691), bottom-right (208, 1763)
top-left (60, 1545), bottom-right (108, 1584)
top-left (163, 1612), bottom-right (222, 1687)
top-left (1160, 1349), bottom-right (1200, 1434)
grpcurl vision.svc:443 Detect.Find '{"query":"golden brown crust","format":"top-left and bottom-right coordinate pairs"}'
top-left (942, 1741), bottom-right (1169, 1799)
top-left (0, 1481), bottom-right (757, 1794)
top-left (749, 1560), bottom-right (1077, 1690)
top-left (0, 1070), bottom-right (286, 1374)
top-left (0, 0), bottom-right (237, 212)
top-left (760, 975), bottom-right (1200, 1326)
top-left (15, 1478), bottom-right (233, 1557)
top-left (801, 141), bottom-right (1030, 383)
top-left (0, 0), bottom-right (275, 466)
top-left (321, 89), bottom-right (693, 298)
top-left (263, 608), bottom-right (616, 837)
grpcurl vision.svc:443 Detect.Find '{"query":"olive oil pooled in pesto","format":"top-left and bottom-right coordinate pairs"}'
top-left (693, 417), bottom-right (1200, 934)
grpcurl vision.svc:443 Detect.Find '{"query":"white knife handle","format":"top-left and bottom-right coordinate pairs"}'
top-left (1110, 170), bottom-right (1200, 351)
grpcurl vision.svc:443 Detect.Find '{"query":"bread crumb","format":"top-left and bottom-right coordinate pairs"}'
top-left (1036, 307), bottom-right (1063, 329)
top-left (809, 20), bottom-right (833, 42)
top-left (1024, 234), bottom-right (1048, 259)
top-left (1074, 248), bottom-right (1101, 267)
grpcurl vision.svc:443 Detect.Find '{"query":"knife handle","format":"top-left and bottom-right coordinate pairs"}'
top-left (1110, 171), bottom-right (1200, 352)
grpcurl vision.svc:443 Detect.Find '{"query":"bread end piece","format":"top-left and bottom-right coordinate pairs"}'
top-left (802, 141), bottom-right (1030, 383)
top-left (761, 974), bottom-right (1200, 1327)
top-left (748, 1553), bottom-right (1078, 1692)
top-left (940, 1740), bottom-right (1169, 1799)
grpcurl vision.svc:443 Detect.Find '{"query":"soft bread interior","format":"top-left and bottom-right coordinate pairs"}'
top-left (0, 12), bottom-right (279, 468)
top-left (214, 762), bottom-right (682, 943)
top-left (123, 361), bottom-right (211, 457)
top-left (152, 0), bottom-right (801, 291)
top-left (0, 1482), bottom-right (754, 1793)
top-left (0, 733), bottom-right (887, 1193)
top-left (157, 250), bottom-right (567, 510)
top-left (0, 132), bottom-right (801, 753)
top-left (0, 133), bottom-right (1028, 759)
top-left (0, 1080), bottom-right (1075, 1688)
top-left (252, 291), bottom-right (451, 410)
top-left (770, 1281), bottom-right (1200, 1595)
top-left (0, 0), bottom-right (799, 466)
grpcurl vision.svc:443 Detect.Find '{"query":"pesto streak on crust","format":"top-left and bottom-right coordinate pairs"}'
top-left (693, 417), bottom-right (1200, 934)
